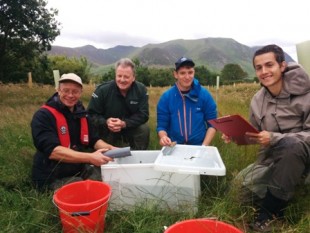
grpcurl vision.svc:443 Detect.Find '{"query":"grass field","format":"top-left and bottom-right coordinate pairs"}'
top-left (0, 83), bottom-right (309, 232)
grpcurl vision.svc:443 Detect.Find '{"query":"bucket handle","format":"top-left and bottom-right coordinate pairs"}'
top-left (71, 211), bottom-right (90, 217)
top-left (53, 192), bottom-right (111, 217)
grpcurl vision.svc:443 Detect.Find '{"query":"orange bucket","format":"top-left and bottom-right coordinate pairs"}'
top-left (53, 180), bottom-right (111, 233)
top-left (165, 218), bottom-right (243, 233)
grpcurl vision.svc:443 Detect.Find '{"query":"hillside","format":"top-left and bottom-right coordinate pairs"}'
top-left (49, 37), bottom-right (295, 77)
top-left (49, 45), bottom-right (138, 65)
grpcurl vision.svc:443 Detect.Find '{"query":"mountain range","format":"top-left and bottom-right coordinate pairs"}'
top-left (49, 37), bottom-right (294, 77)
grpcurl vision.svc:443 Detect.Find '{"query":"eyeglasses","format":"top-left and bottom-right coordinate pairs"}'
top-left (59, 88), bottom-right (82, 96)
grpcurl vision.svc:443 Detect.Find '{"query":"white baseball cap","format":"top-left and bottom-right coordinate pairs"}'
top-left (59, 73), bottom-right (83, 87)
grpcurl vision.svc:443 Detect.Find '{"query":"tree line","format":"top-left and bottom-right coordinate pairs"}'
top-left (100, 58), bottom-right (221, 87)
top-left (0, 0), bottom-right (251, 86)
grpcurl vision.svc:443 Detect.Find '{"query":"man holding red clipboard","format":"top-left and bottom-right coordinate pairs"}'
top-left (219, 45), bottom-right (310, 232)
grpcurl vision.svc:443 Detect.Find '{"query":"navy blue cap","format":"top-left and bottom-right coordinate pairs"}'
top-left (175, 57), bottom-right (195, 71)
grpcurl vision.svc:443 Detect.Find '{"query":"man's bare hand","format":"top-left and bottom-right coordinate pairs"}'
top-left (107, 117), bottom-right (125, 132)
top-left (246, 131), bottom-right (271, 146)
top-left (89, 148), bottom-right (114, 166)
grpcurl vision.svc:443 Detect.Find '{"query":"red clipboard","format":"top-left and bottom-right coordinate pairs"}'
top-left (208, 114), bottom-right (259, 145)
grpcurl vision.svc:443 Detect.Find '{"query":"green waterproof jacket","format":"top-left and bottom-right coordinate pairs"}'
top-left (87, 80), bottom-right (149, 129)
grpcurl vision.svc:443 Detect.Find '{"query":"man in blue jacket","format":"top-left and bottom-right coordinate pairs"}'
top-left (157, 57), bottom-right (217, 146)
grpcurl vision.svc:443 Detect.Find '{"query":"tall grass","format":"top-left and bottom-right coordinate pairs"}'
top-left (0, 83), bottom-right (309, 232)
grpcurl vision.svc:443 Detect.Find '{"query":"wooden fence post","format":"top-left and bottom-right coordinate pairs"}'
top-left (28, 72), bottom-right (32, 88)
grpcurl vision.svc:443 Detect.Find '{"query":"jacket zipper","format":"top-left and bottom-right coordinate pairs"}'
top-left (178, 110), bottom-right (183, 137)
top-left (182, 95), bottom-right (188, 143)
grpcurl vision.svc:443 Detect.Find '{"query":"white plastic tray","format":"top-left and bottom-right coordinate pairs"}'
top-left (154, 145), bottom-right (226, 176)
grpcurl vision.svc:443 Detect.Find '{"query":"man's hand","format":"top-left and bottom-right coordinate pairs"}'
top-left (221, 134), bottom-right (231, 143)
top-left (107, 117), bottom-right (126, 132)
top-left (89, 148), bottom-right (114, 166)
top-left (246, 131), bottom-right (271, 147)
top-left (159, 135), bottom-right (172, 146)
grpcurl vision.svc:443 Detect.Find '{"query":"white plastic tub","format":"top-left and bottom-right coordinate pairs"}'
top-left (101, 145), bottom-right (226, 211)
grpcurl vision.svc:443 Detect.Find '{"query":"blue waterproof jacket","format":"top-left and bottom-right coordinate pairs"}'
top-left (156, 79), bottom-right (217, 145)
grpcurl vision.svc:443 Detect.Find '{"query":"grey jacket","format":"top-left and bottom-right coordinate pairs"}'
top-left (249, 63), bottom-right (310, 146)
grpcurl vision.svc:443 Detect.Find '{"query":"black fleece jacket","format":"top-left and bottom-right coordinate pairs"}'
top-left (31, 93), bottom-right (99, 187)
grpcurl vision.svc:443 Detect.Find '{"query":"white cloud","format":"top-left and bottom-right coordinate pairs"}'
top-left (48, 0), bottom-right (310, 61)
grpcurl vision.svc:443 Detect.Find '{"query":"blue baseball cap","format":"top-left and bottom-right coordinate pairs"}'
top-left (175, 57), bottom-right (195, 71)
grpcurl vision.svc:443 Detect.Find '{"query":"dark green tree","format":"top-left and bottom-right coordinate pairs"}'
top-left (133, 58), bottom-right (151, 86)
top-left (102, 67), bottom-right (115, 82)
top-left (195, 65), bottom-right (218, 86)
top-left (0, 0), bottom-right (60, 83)
top-left (220, 63), bottom-right (248, 84)
top-left (136, 66), bottom-right (151, 86)
top-left (149, 68), bottom-right (174, 87)
top-left (49, 56), bottom-right (92, 84)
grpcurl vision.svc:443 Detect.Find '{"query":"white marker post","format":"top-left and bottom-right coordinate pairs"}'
top-left (53, 70), bottom-right (60, 90)
top-left (296, 40), bottom-right (310, 76)
top-left (216, 76), bottom-right (220, 104)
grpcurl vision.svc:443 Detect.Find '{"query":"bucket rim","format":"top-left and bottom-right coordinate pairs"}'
top-left (165, 218), bottom-right (243, 232)
top-left (53, 180), bottom-right (112, 207)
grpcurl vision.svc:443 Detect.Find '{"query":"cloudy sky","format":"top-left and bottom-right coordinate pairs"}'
top-left (47, 0), bottom-right (310, 61)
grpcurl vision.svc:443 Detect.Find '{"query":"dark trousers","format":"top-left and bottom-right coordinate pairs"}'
top-left (46, 165), bottom-right (102, 191)
top-left (257, 137), bottom-right (310, 201)
top-left (101, 123), bottom-right (150, 150)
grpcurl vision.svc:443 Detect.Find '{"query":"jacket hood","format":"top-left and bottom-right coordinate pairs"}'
top-left (282, 63), bottom-right (310, 96)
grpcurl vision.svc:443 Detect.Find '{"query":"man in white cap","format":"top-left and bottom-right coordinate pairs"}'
top-left (31, 73), bottom-right (115, 191)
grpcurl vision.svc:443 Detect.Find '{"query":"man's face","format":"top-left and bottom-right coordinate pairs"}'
top-left (58, 82), bottom-right (82, 109)
top-left (115, 65), bottom-right (135, 94)
top-left (253, 52), bottom-right (286, 93)
top-left (174, 66), bottom-right (195, 91)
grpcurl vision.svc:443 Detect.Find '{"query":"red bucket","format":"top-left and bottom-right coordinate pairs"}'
top-left (53, 180), bottom-right (111, 233)
top-left (165, 218), bottom-right (243, 233)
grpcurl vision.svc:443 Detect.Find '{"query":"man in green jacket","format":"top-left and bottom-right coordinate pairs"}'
top-left (87, 58), bottom-right (150, 150)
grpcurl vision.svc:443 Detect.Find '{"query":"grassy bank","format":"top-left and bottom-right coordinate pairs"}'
top-left (0, 83), bottom-right (309, 232)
